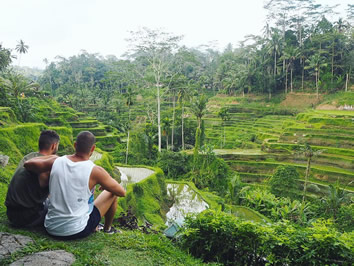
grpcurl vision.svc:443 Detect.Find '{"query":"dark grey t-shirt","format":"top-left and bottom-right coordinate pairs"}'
top-left (5, 152), bottom-right (49, 210)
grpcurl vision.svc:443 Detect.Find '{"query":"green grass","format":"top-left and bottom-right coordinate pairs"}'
top-left (226, 160), bottom-right (354, 188)
top-left (72, 126), bottom-right (107, 137)
top-left (0, 170), bottom-right (210, 265)
top-left (117, 167), bottom-right (169, 229)
top-left (0, 222), bottom-right (209, 266)
top-left (69, 120), bottom-right (100, 128)
top-left (313, 110), bottom-right (354, 117)
top-left (322, 91), bottom-right (354, 106)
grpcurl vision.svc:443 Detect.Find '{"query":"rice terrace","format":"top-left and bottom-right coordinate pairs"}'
top-left (0, 0), bottom-right (353, 265)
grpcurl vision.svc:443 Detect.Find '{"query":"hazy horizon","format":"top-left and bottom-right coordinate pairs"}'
top-left (1, 0), bottom-right (352, 69)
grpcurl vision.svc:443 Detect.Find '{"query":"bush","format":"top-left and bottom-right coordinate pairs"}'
top-left (239, 188), bottom-right (313, 223)
top-left (336, 204), bottom-right (354, 232)
top-left (181, 210), bottom-right (353, 265)
top-left (268, 165), bottom-right (299, 199)
top-left (189, 148), bottom-right (231, 195)
top-left (157, 150), bottom-right (190, 179)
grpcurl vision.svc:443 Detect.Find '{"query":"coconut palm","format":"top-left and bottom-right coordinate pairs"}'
top-left (282, 46), bottom-right (300, 93)
top-left (3, 72), bottom-right (39, 99)
top-left (305, 53), bottom-right (327, 99)
top-left (321, 181), bottom-right (350, 219)
top-left (162, 117), bottom-right (171, 150)
top-left (15, 40), bottom-right (29, 66)
top-left (124, 87), bottom-right (135, 164)
top-left (177, 77), bottom-right (193, 150)
top-left (191, 94), bottom-right (208, 129)
top-left (296, 143), bottom-right (324, 202)
top-left (218, 107), bottom-right (231, 148)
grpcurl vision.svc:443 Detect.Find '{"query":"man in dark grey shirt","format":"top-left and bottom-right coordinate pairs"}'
top-left (5, 130), bottom-right (60, 227)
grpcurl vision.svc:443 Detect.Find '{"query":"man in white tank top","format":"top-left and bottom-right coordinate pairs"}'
top-left (25, 131), bottom-right (126, 240)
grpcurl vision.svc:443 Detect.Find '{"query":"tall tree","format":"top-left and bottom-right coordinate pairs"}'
top-left (282, 45), bottom-right (300, 93)
top-left (305, 53), bottom-right (327, 99)
top-left (15, 40), bottom-right (29, 66)
top-left (162, 117), bottom-right (171, 150)
top-left (125, 28), bottom-right (182, 152)
top-left (0, 45), bottom-right (13, 72)
top-left (191, 94), bottom-right (208, 130)
top-left (218, 107), bottom-right (231, 148)
top-left (177, 76), bottom-right (193, 150)
top-left (297, 143), bottom-right (324, 202)
top-left (124, 87), bottom-right (135, 164)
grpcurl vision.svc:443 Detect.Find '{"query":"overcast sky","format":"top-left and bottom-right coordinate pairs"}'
top-left (0, 0), bottom-right (351, 69)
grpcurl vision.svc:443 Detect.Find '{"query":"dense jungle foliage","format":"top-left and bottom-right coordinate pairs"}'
top-left (0, 1), bottom-right (353, 265)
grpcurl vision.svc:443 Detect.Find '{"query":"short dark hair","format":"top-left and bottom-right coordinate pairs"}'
top-left (38, 130), bottom-right (60, 150)
top-left (76, 131), bottom-right (95, 154)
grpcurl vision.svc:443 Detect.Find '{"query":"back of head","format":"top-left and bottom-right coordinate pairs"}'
top-left (76, 131), bottom-right (96, 154)
top-left (39, 130), bottom-right (60, 151)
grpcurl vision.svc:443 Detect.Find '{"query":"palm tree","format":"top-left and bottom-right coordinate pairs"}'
top-left (321, 181), bottom-right (351, 219)
top-left (191, 94), bottom-right (208, 129)
top-left (177, 78), bottom-right (193, 150)
top-left (124, 87), bottom-right (134, 164)
top-left (305, 53), bottom-right (327, 99)
top-left (269, 28), bottom-right (282, 85)
top-left (218, 107), bottom-right (231, 148)
top-left (162, 117), bottom-right (171, 150)
top-left (296, 143), bottom-right (324, 202)
top-left (282, 46), bottom-right (300, 93)
top-left (15, 40), bottom-right (29, 66)
top-left (3, 72), bottom-right (39, 99)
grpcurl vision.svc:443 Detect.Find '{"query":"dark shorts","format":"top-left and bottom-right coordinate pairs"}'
top-left (7, 200), bottom-right (49, 228)
top-left (52, 206), bottom-right (101, 241)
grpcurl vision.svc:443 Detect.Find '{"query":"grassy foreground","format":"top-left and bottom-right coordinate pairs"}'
top-left (0, 194), bottom-right (210, 266)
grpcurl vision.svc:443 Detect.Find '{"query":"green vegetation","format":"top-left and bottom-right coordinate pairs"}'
top-left (181, 210), bottom-right (353, 265)
top-left (1, 1), bottom-right (353, 264)
top-left (268, 165), bottom-right (299, 198)
top-left (117, 166), bottom-right (168, 228)
top-left (0, 223), bottom-right (207, 265)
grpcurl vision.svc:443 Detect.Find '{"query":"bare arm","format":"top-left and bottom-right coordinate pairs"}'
top-left (90, 166), bottom-right (126, 197)
top-left (24, 155), bottom-right (59, 174)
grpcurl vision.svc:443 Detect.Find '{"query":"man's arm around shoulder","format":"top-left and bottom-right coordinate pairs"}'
top-left (24, 155), bottom-right (59, 174)
top-left (91, 166), bottom-right (126, 197)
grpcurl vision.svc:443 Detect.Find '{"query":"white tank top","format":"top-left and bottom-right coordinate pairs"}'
top-left (45, 156), bottom-right (95, 236)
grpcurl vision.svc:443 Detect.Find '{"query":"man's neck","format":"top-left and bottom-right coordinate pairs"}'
top-left (38, 150), bottom-right (52, 156)
top-left (67, 153), bottom-right (91, 162)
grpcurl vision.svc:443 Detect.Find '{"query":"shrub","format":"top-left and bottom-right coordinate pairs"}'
top-left (336, 204), bottom-right (354, 232)
top-left (239, 188), bottom-right (313, 223)
top-left (157, 150), bottom-right (190, 179)
top-left (181, 210), bottom-right (354, 265)
top-left (268, 165), bottom-right (299, 199)
top-left (189, 148), bottom-right (231, 195)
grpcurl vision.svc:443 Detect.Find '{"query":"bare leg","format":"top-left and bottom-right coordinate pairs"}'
top-left (94, 190), bottom-right (118, 230)
top-left (103, 197), bottom-right (117, 231)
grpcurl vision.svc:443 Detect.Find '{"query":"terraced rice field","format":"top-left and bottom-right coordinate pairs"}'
top-left (204, 96), bottom-right (354, 195)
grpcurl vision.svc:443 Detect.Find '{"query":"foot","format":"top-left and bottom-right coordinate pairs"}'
top-left (96, 223), bottom-right (104, 232)
top-left (104, 226), bottom-right (121, 234)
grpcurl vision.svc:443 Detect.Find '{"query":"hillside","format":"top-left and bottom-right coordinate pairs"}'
top-left (0, 92), bottom-right (353, 265)
top-left (0, 97), bottom-right (216, 265)
top-left (199, 92), bottom-right (354, 195)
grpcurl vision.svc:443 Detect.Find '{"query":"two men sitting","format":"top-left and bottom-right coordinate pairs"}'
top-left (5, 130), bottom-right (126, 240)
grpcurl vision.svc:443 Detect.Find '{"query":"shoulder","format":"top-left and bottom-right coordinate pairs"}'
top-left (24, 152), bottom-right (42, 161)
top-left (17, 152), bottom-right (39, 169)
top-left (92, 165), bottom-right (107, 175)
top-left (91, 165), bottom-right (110, 180)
